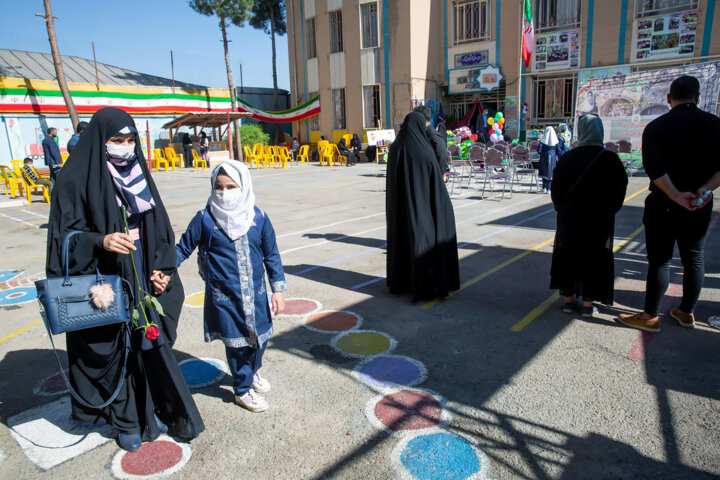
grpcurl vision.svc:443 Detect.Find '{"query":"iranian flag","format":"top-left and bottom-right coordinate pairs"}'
top-left (521, 0), bottom-right (534, 68)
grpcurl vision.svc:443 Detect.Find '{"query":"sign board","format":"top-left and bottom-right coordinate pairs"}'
top-left (631, 11), bottom-right (697, 62)
top-left (366, 129), bottom-right (396, 146)
top-left (453, 51), bottom-right (489, 68)
top-left (475, 65), bottom-right (503, 92)
top-left (533, 29), bottom-right (581, 72)
top-left (575, 62), bottom-right (720, 149)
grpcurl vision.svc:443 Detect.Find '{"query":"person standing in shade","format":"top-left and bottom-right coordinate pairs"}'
top-left (550, 115), bottom-right (628, 318)
top-left (537, 126), bottom-right (567, 193)
top-left (199, 131), bottom-right (211, 166)
top-left (386, 111), bottom-right (460, 302)
top-left (42, 127), bottom-right (63, 184)
top-left (182, 133), bottom-right (194, 168)
top-left (618, 75), bottom-right (720, 332)
top-left (67, 121), bottom-right (89, 154)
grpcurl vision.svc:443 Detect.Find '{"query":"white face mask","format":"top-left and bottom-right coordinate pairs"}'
top-left (214, 187), bottom-right (243, 207)
top-left (106, 143), bottom-right (137, 161)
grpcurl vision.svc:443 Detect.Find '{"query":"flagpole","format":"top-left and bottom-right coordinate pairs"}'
top-left (518, 0), bottom-right (524, 141)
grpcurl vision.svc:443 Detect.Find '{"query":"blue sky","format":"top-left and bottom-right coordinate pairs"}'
top-left (1, 0), bottom-right (290, 91)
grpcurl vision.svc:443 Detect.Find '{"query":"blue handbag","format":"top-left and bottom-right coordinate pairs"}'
top-left (35, 230), bottom-right (132, 409)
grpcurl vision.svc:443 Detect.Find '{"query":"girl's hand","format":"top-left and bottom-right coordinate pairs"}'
top-left (271, 292), bottom-right (285, 314)
top-left (150, 270), bottom-right (170, 294)
top-left (103, 233), bottom-right (136, 254)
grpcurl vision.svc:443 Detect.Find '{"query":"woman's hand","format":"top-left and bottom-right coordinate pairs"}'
top-left (150, 270), bottom-right (170, 295)
top-left (103, 233), bottom-right (136, 254)
top-left (271, 292), bottom-right (285, 314)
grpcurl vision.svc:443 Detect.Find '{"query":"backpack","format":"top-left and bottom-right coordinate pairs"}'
top-left (197, 206), bottom-right (265, 280)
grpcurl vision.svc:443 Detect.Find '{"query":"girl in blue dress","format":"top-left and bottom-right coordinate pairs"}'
top-left (176, 161), bottom-right (286, 412)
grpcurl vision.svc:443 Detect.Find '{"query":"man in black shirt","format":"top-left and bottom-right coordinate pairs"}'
top-left (618, 76), bottom-right (720, 332)
top-left (42, 127), bottom-right (63, 184)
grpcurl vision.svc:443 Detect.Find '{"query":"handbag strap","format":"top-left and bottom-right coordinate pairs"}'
top-left (61, 231), bottom-right (84, 280)
top-left (565, 148), bottom-right (606, 198)
top-left (44, 320), bottom-right (131, 410)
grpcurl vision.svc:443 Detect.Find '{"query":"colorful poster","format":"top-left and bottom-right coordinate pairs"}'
top-left (632, 11), bottom-right (697, 61)
top-left (449, 68), bottom-right (482, 94)
top-left (574, 62), bottom-right (720, 149)
top-left (504, 96), bottom-right (519, 136)
top-left (453, 51), bottom-right (489, 68)
top-left (366, 129), bottom-right (396, 146)
top-left (533, 29), bottom-right (581, 72)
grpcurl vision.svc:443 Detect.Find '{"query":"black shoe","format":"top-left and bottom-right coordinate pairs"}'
top-left (118, 432), bottom-right (141, 452)
top-left (155, 415), bottom-right (168, 434)
top-left (581, 305), bottom-right (597, 318)
top-left (562, 301), bottom-right (577, 313)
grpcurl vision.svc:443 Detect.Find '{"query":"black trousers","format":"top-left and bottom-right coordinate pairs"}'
top-left (182, 146), bottom-right (193, 168)
top-left (642, 193), bottom-right (711, 316)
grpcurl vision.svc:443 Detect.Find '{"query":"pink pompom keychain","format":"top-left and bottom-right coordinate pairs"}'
top-left (90, 283), bottom-right (115, 310)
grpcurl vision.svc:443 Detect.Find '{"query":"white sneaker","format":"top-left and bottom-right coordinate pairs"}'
top-left (234, 388), bottom-right (268, 412)
top-left (252, 371), bottom-right (271, 393)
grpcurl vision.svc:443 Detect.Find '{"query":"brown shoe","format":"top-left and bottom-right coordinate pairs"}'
top-left (617, 313), bottom-right (660, 333)
top-left (670, 308), bottom-right (695, 329)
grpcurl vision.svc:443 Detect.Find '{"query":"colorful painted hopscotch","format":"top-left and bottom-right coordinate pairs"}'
top-left (0, 270), bottom-right (42, 306)
top-left (282, 297), bottom-right (489, 480)
top-left (111, 436), bottom-right (192, 479)
top-left (178, 358), bottom-right (230, 388)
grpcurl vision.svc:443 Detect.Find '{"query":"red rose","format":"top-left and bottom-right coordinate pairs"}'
top-left (145, 325), bottom-right (160, 340)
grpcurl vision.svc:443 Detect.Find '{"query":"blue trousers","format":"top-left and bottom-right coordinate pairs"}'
top-left (225, 344), bottom-right (266, 395)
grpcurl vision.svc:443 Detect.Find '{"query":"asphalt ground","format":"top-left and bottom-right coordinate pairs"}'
top-left (0, 161), bottom-right (718, 479)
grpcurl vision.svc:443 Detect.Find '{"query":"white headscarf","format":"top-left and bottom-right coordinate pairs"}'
top-left (209, 161), bottom-right (256, 240)
top-left (540, 126), bottom-right (559, 147)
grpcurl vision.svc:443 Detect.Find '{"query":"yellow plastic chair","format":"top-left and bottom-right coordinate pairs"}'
top-left (296, 145), bottom-right (309, 165)
top-left (342, 134), bottom-right (353, 148)
top-left (152, 149), bottom-right (170, 172)
top-left (317, 141), bottom-right (330, 166)
top-left (263, 146), bottom-right (277, 168)
top-left (19, 169), bottom-right (50, 204)
top-left (0, 165), bottom-right (25, 197)
top-left (61, 153), bottom-right (69, 165)
top-left (163, 147), bottom-right (182, 171)
top-left (274, 146), bottom-right (292, 168)
top-left (31, 165), bottom-right (50, 180)
top-left (191, 149), bottom-right (207, 171)
top-left (321, 144), bottom-right (336, 166)
top-left (10, 159), bottom-right (24, 176)
top-left (332, 144), bottom-right (348, 166)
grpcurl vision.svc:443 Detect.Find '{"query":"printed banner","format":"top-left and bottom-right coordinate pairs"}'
top-left (632, 11), bottom-right (697, 61)
top-left (533, 29), bottom-right (581, 72)
top-left (453, 51), bottom-right (489, 68)
top-left (575, 62), bottom-right (720, 149)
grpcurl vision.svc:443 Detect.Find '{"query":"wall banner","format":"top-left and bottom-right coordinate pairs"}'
top-left (631, 10), bottom-right (697, 62)
top-left (533, 29), bottom-right (581, 72)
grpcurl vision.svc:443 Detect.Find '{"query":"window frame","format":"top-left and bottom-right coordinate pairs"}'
top-left (360, 2), bottom-right (379, 49)
top-left (306, 18), bottom-right (317, 59)
top-left (533, 75), bottom-right (577, 121)
top-left (332, 88), bottom-right (347, 130)
top-left (362, 85), bottom-right (382, 129)
top-left (635, 0), bottom-right (698, 18)
top-left (535, 0), bottom-right (582, 34)
top-left (452, 0), bottom-right (491, 46)
top-left (329, 9), bottom-right (344, 54)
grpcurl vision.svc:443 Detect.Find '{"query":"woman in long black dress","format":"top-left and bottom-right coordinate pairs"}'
top-left (46, 107), bottom-right (204, 451)
top-left (386, 111), bottom-right (460, 301)
top-left (550, 114), bottom-right (628, 317)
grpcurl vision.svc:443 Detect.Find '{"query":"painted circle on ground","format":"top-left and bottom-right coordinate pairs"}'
top-left (366, 389), bottom-right (449, 434)
top-left (0, 270), bottom-right (20, 282)
top-left (183, 291), bottom-right (204, 308)
top-left (354, 355), bottom-right (427, 390)
top-left (111, 435), bottom-right (192, 479)
top-left (33, 369), bottom-right (69, 396)
top-left (178, 358), bottom-right (228, 388)
top-left (281, 298), bottom-right (322, 316)
top-left (306, 310), bottom-right (362, 333)
top-left (391, 430), bottom-right (488, 480)
top-left (0, 287), bottom-right (37, 306)
top-left (331, 329), bottom-right (396, 357)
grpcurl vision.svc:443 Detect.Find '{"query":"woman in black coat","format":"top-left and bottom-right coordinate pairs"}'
top-left (46, 107), bottom-right (204, 451)
top-left (550, 114), bottom-right (628, 317)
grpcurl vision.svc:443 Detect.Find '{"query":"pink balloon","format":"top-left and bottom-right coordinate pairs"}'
top-left (490, 134), bottom-right (499, 142)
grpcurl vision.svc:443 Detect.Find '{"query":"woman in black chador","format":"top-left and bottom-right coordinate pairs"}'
top-left (386, 111), bottom-right (460, 301)
top-left (550, 114), bottom-right (628, 317)
top-left (46, 107), bottom-right (204, 451)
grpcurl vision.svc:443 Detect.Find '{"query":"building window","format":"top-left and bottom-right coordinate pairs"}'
top-left (329, 10), bottom-right (344, 53)
top-left (360, 2), bottom-right (379, 48)
top-left (536, 0), bottom-right (581, 32)
top-left (306, 18), bottom-right (316, 59)
top-left (534, 76), bottom-right (575, 120)
top-left (363, 85), bottom-right (381, 128)
top-left (453, 0), bottom-right (490, 45)
top-left (635, 0), bottom-right (698, 18)
top-left (308, 91), bottom-right (320, 131)
top-left (332, 89), bottom-right (346, 129)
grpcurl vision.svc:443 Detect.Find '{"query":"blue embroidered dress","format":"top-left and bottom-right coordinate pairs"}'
top-left (176, 207), bottom-right (286, 349)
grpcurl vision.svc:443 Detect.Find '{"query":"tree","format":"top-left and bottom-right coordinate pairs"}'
top-left (249, 0), bottom-right (286, 143)
top-left (188, 0), bottom-right (253, 159)
top-left (36, 0), bottom-right (79, 127)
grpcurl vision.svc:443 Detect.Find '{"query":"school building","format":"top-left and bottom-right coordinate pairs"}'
top-left (286, 0), bottom-right (720, 142)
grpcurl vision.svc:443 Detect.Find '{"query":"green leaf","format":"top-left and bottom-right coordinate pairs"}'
top-left (143, 295), bottom-right (154, 309)
top-left (150, 296), bottom-right (166, 317)
top-left (132, 309), bottom-right (139, 326)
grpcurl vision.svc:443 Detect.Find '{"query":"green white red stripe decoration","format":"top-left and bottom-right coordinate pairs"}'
top-left (0, 85), bottom-right (319, 123)
top-left (522, 0), bottom-right (534, 68)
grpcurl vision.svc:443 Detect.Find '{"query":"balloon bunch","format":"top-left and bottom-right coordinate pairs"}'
top-left (488, 112), bottom-right (505, 142)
